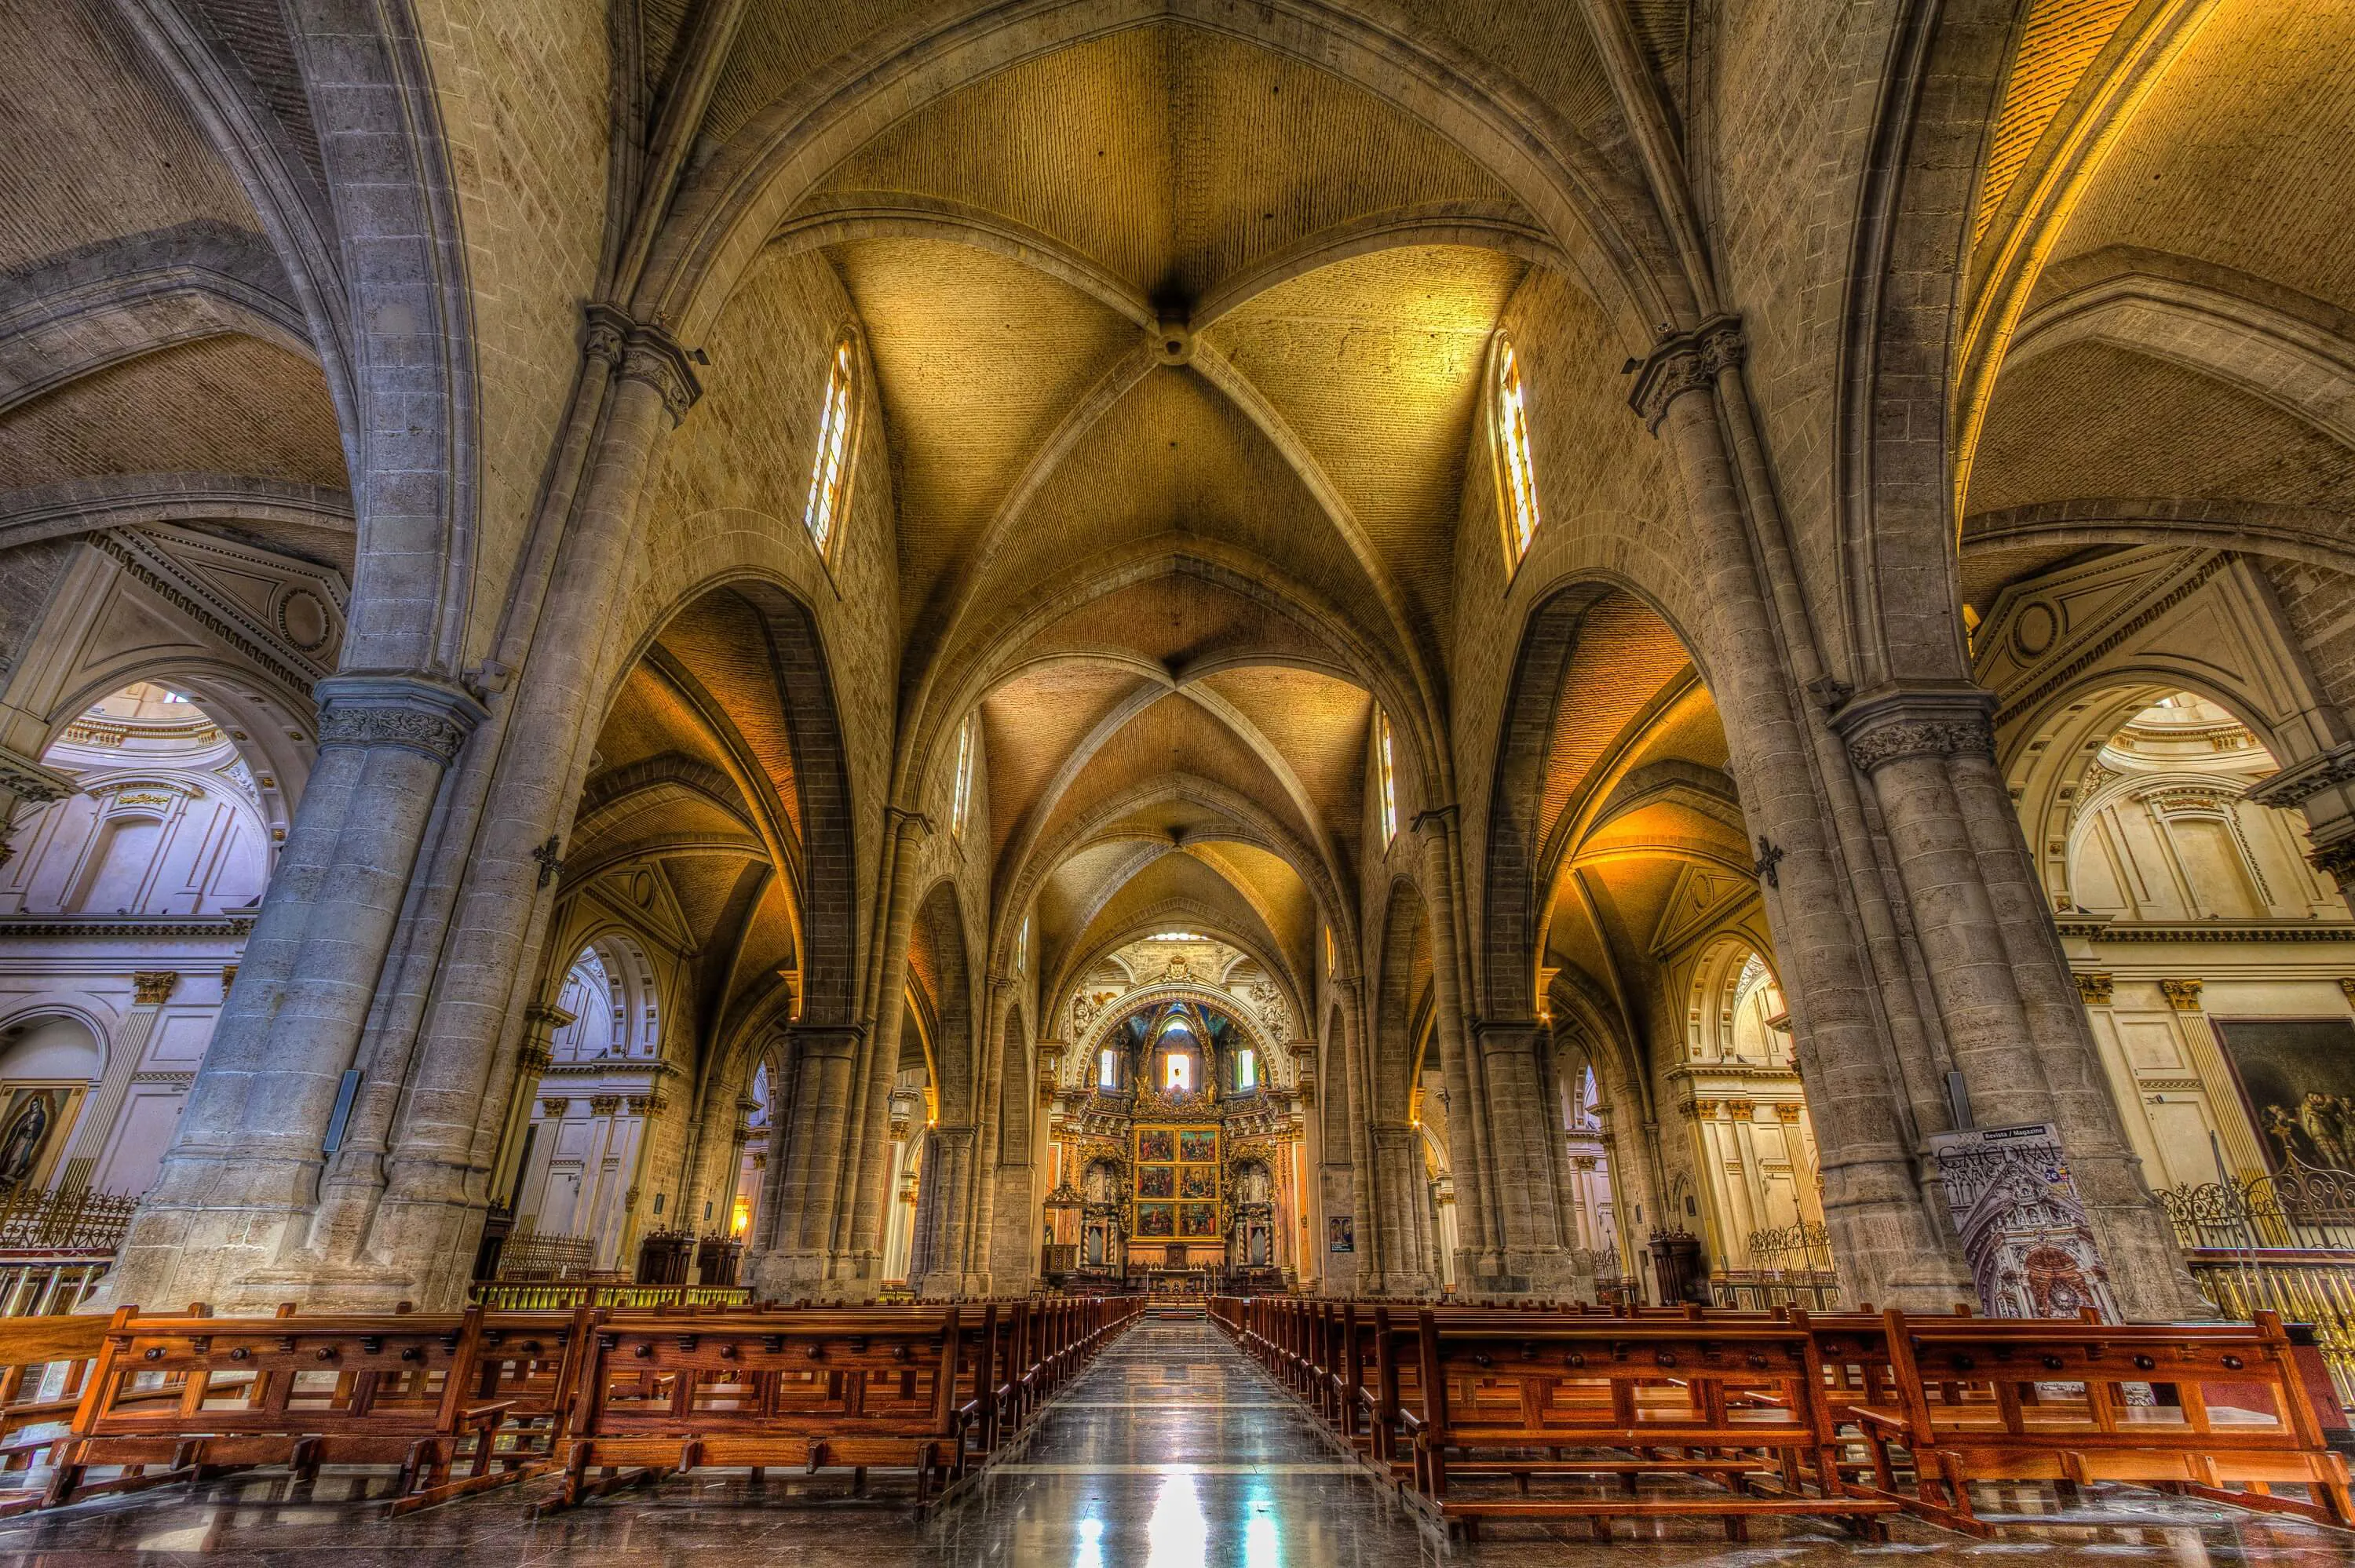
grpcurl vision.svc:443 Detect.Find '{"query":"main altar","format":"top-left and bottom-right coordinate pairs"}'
top-left (1037, 937), bottom-right (1308, 1291)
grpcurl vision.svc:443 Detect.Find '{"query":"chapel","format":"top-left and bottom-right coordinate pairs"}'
top-left (0, 0), bottom-right (2353, 1559)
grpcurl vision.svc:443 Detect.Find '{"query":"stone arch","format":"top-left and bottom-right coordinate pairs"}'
top-left (600, 571), bottom-right (862, 1028)
top-left (1372, 876), bottom-right (1432, 1118)
top-left (1480, 578), bottom-right (1708, 1019)
top-left (907, 880), bottom-right (977, 1129)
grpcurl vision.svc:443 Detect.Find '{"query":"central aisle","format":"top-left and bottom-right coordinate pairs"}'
top-left (934, 1314), bottom-right (1418, 1566)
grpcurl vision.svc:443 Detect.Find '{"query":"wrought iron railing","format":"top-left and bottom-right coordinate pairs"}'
top-left (494, 1226), bottom-right (597, 1279)
top-left (1714, 1221), bottom-right (1842, 1310)
top-left (468, 1281), bottom-right (753, 1311)
top-left (0, 1187), bottom-right (137, 1253)
top-left (2158, 1159), bottom-right (2355, 1402)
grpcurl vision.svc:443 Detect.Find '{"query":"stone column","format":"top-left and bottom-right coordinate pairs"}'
top-left (1411, 810), bottom-right (1499, 1280)
top-left (835, 809), bottom-right (932, 1293)
top-left (909, 1125), bottom-right (973, 1297)
top-left (343, 325), bottom-right (701, 1309)
top-left (748, 1022), bottom-right (865, 1296)
top-left (1367, 1121), bottom-right (1435, 1297)
top-left (60, 970), bottom-right (178, 1191)
top-left (98, 676), bottom-right (484, 1312)
top-left (1471, 1019), bottom-right (1575, 1293)
top-left (1632, 326), bottom-right (1970, 1308)
top-left (1837, 686), bottom-right (2202, 1319)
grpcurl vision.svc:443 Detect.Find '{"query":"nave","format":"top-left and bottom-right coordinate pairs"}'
top-left (5, 1315), bottom-right (2355, 1568)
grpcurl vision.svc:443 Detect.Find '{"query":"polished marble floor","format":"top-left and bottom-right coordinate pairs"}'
top-left (7, 1316), bottom-right (2355, 1566)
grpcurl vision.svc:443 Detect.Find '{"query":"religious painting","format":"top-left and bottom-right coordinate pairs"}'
top-left (1136, 1129), bottom-right (1176, 1164)
top-left (1179, 1165), bottom-right (1217, 1199)
top-left (1136, 1202), bottom-right (1176, 1238)
top-left (1178, 1203), bottom-right (1218, 1237)
top-left (1328, 1215), bottom-right (1354, 1253)
top-left (2214, 1019), bottom-right (2355, 1172)
top-left (0, 1086), bottom-right (69, 1193)
top-left (1137, 1165), bottom-right (1175, 1198)
top-left (1178, 1130), bottom-right (1218, 1164)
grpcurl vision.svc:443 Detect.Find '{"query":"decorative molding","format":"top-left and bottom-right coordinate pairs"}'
top-left (2073, 972), bottom-right (2115, 1005)
top-left (1628, 315), bottom-right (1744, 432)
top-left (1988, 551), bottom-right (2234, 731)
top-left (2158, 978), bottom-right (2204, 1012)
top-left (2056, 918), bottom-right (2355, 943)
top-left (1844, 714), bottom-right (1996, 772)
top-left (131, 971), bottom-right (179, 1005)
top-left (2309, 837), bottom-right (2355, 888)
top-left (0, 746), bottom-right (73, 803)
top-left (128, 1070), bottom-right (194, 1086)
top-left (85, 530), bottom-right (330, 693)
top-left (2248, 745), bottom-right (2355, 811)
top-left (0, 915), bottom-right (253, 937)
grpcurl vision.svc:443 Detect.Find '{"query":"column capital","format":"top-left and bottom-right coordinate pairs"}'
top-left (1473, 1016), bottom-right (1546, 1055)
top-left (615, 317), bottom-right (704, 424)
top-left (1829, 681), bottom-right (1996, 773)
top-left (131, 970), bottom-right (180, 1005)
top-left (312, 676), bottom-right (487, 765)
top-left (582, 301), bottom-right (632, 367)
top-left (1409, 804), bottom-right (1459, 841)
top-left (1627, 314), bottom-right (1745, 432)
top-left (786, 1021), bottom-right (867, 1059)
top-left (2073, 971), bottom-right (2115, 1005)
top-left (887, 805), bottom-right (936, 844)
top-left (2159, 977), bottom-right (2204, 1012)
top-left (524, 1001), bottom-right (578, 1034)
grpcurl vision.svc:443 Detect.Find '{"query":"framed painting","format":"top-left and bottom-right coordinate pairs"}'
top-left (1137, 1165), bottom-right (1175, 1198)
top-left (2214, 1018), bottom-right (2355, 1171)
top-left (1136, 1129), bottom-right (1176, 1164)
top-left (1328, 1215), bottom-right (1354, 1253)
top-left (1136, 1202), bottom-right (1176, 1238)
top-left (1178, 1130), bottom-right (1218, 1164)
top-left (1179, 1165), bottom-right (1217, 1199)
top-left (1178, 1203), bottom-right (1218, 1237)
top-left (0, 1085), bottom-right (72, 1194)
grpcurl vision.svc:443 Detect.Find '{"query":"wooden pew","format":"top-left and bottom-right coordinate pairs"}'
top-left (543, 1305), bottom-right (970, 1513)
top-left (1850, 1307), bottom-right (2354, 1533)
top-left (42, 1305), bottom-right (515, 1512)
top-left (0, 1314), bottom-right (108, 1513)
top-left (1398, 1308), bottom-right (1900, 1542)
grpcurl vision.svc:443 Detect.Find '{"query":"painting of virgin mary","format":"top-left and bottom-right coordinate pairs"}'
top-left (0, 1088), bottom-right (63, 1193)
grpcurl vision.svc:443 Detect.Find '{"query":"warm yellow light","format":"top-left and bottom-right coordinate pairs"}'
top-left (729, 1197), bottom-right (751, 1238)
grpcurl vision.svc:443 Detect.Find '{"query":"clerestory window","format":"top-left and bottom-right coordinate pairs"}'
top-left (1493, 335), bottom-right (1543, 571)
top-left (1375, 707), bottom-right (1398, 847)
top-left (803, 335), bottom-right (858, 554)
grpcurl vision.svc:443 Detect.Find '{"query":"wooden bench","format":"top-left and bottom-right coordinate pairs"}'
top-left (0, 1314), bottom-right (107, 1513)
top-left (1850, 1307), bottom-right (2354, 1533)
top-left (1399, 1309), bottom-right (1900, 1541)
top-left (43, 1305), bottom-right (515, 1512)
top-left (543, 1305), bottom-right (970, 1512)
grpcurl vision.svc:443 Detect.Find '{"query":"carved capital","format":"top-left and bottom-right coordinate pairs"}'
top-left (2340, 978), bottom-right (2355, 1005)
top-left (540, 1097), bottom-right (571, 1117)
top-left (1831, 684), bottom-right (1998, 773)
top-left (311, 676), bottom-right (486, 765)
top-left (1570, 1154), bottom-right (1599, 1170)
top-left (1627, 315), bottom-right (1745, 433)
top-left (786, 1022), bottom-right (867, 1061)
top-left (1773, 1103), bottom-right (1802, 1123)
top-left (524, 1002), bottom-right (577, 1037)
top-left (1725, 1098), bottom-right (1755, 1120)
top-left (617, 319), bottom-right (703, 424)
top-left (588, 1095), bottom-right (621, 1116)
top-left (2159, 978), bottom-right (2203, 1013)
top-left (582, 301), bottom-right (631, 368)
top-left (627, 1093), bottom-right (669, 1118)
top-left (2309, 837), bottom-right (2355, 888)
top-left (2073, 971), bottom-right (2115, 1005)
top-left (131, 970), bottom-right (179, 1005)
